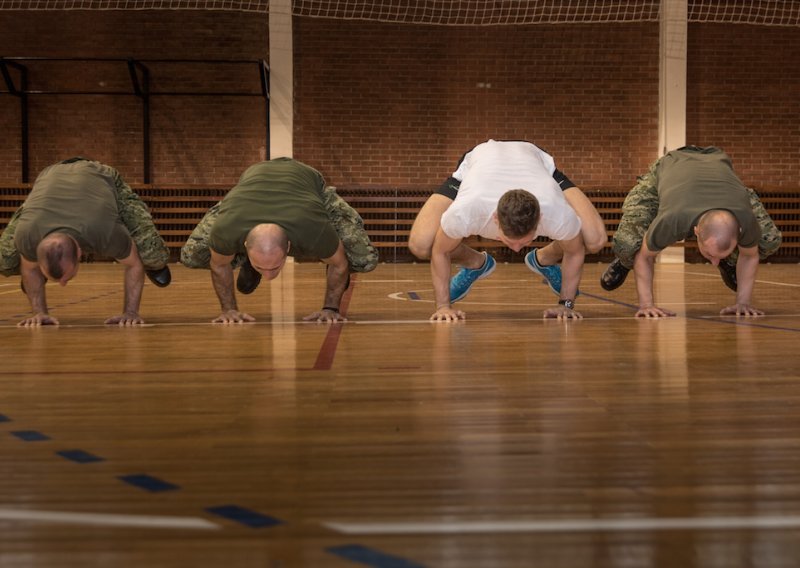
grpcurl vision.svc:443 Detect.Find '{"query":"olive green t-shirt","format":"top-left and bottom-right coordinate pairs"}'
top-left (646, 147), bottom-right (760, 252)
top-left (14, 161), bottom-right (132, 261)
top-left (209, 158), bottom-right (339, 259)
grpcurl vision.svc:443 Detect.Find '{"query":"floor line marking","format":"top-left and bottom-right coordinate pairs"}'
top-left (689, 315), bottom-right (800, 333)
top-left (0, 508), bottom-right (219, 530)
top-left (0, 366), bottom-right (309, 376)
top-left (327, 544), bottom-right (427, 568)
top-left (670, 268), bottom-right (800, 288)
top-left (3, 312), bottom-right (800, 331)
top-left (312, 276), bottom-right (356, 370)
top-left (324, 514), bottom-right (800, 535)
top-left (580, 291), bottom-right (800, 333)
top-left (389, 291), bottom-right (713, 307)
top-left (357, 279), bottom-right (416, 283)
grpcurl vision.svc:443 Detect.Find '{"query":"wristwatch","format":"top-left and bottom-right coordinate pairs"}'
top-left (558, 299), bottom-right (575, 310)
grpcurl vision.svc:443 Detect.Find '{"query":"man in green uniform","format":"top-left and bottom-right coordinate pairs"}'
top-left (600, 146), bottom-right (781, 317)
top-left (0, 158), bottom-right (171, 326)
top-left (181, 157), bottom-right (378, 323)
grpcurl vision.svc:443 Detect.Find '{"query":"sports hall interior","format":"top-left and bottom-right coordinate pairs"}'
top-left (1, 1), bottom-right (799, 567)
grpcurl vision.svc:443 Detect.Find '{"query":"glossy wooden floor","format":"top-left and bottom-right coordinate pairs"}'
top-left (1, 261), bottom-right (799, 567)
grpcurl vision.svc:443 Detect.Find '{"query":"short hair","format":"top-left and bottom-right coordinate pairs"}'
top-left (37, 234), bottom-right (79, 279)
top-left (696, 210), bottom-right (738, 252)
top-left (496, 189), bottom-right (540, 238)
top-left (245, 224), bottom-right (289, 255)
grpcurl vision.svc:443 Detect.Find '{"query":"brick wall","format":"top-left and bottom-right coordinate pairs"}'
top-left (1, 11), bottom-right (798, 193)
top-left (0, 10), bottom-right (268, 185)
top-left (687, 23), bottom-right (800, 189)
top-left (294, 20), bottom-right (660, 191)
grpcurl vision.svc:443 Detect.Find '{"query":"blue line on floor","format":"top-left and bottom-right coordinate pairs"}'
top-left (206, 505), bottom-right (283, 528)
top-left (11, 430), bottom-right (50, 441)
top-left (56, 449), bottom-right (105, 464)
top-left (327, 544), bottom-right (427, 568)
top-left (118, 474), bottom-right (181, 493)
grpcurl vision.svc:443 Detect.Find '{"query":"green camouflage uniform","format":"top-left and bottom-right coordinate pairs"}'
top-left (613, 153), bottom-right (781, 269)
top-left (180, 202), bottom-right (233, 269)
top-left (0, 207), bottom-right (24, 277)
top-left (0, 158), bottom-right (169, 277)
top-left (181, 186), bottom-right (378, 273)
top-left (612, 160), bottom-right (661, 269)
top-left (322, 186), bottom-right (379, 273)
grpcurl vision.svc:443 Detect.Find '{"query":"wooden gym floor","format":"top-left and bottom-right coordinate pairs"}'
top-left (1, 261), bottom-right (799, 567)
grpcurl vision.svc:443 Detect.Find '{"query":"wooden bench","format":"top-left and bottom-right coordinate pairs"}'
top-left (2, 184), bottom-right (799, 262)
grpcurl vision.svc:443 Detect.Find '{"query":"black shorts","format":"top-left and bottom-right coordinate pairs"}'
top-left (434, 176), bottom-right (460, 200)
top-left (433, 169), bottom-right (575, 201)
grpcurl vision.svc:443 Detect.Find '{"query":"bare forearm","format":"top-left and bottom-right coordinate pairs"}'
top-left (122, 263), bottom-right (145, 315)
top-left (633, 252), bottom-right (656, 307)
top-left (560, 250), bottom-right (583, 300)
top-left (210, 264), bottom-right (237, 311)
top-left (735, 254), bottom-right (759, 305)
top-left (21, 268), bottom-right (48, 314)
top-left (323, 264), bottom-right (349, 309)
top-left (431, 251), bottom-right (452, 308)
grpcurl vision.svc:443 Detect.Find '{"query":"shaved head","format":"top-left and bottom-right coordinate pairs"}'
top-left (246, 224), bottom-right (289, 256)
top-left (695, 210), bottom-right (739, 263)
top-left (37, 232), bottom-right (79, 281)
top-left (244, 224), bottom-right (290, 280)
top-left (696, 210), bottom-right (738, 250)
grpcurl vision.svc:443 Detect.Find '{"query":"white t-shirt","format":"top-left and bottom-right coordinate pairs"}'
top-left (440, 140), bottom-right (582, 242)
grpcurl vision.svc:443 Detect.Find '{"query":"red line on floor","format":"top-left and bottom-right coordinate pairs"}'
top-left (312, 276), bottom-right (356, 371)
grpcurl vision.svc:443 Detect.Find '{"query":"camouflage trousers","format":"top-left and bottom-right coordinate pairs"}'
top-left (0, 207), bottom-right (24, 277)
top-left (612, 158), bottom-right (782, 269)
top-left (0, 159), bottom-right (169, 277)
top-left (180, 186), bottom-right (379, 273)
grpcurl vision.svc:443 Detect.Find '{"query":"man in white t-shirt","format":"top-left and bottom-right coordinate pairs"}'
top-left (409, 140), bottom-right (606, 321)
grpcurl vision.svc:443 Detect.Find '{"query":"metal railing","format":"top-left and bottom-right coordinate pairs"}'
top-left (0, 56), bottom-right (270, 183)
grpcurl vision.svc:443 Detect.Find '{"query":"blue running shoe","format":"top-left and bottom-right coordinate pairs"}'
top-left (449, 252), bottom-right (496, 303)
top-left (524, 249), bottom-right (579, 297)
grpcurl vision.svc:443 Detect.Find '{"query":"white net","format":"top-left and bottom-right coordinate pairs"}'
top-left (0, 0), bottom-right (268, 10)
top-left (689, 1), bottom-right (800, 27)
top-left (291, 1), bottom-right (661, 25)
top-left (0, 0), bottom-right (798, 27)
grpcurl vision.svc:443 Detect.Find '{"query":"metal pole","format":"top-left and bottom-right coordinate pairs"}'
top-left (128, 59), bottom-right (151, 184)
top-left (259, 60), bottom-right (270, 159)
